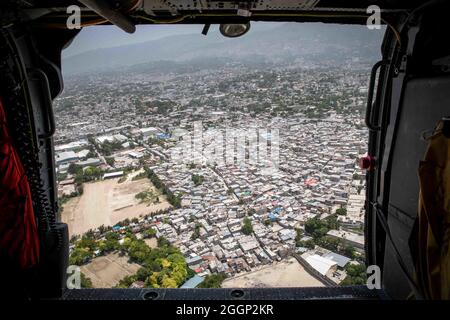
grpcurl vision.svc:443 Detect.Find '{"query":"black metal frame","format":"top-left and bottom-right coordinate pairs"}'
top-left (3, 0), bottom-right (439, 300)
top-left (62, 286), bottom-right (386, 300)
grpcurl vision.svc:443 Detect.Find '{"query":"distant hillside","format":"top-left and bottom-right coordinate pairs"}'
top-left (62, 23), bottom-right (384, 75)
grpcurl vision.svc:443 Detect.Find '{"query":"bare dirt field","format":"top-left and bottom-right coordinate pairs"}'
top-left (221, 257), bottom-right (324, 288)
top-left (80, 252), bottom-right (140, 288)
top-left (144, 238), bottom-right (158, 248)
top-left (61, 177), bottom-right (171, 236)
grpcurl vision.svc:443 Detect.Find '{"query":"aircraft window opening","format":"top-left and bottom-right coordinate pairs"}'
top-left (53, 22), bottom-right (385, 290)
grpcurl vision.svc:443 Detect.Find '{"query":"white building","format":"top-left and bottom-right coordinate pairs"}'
top-left (140, 127), bottom-right (160, 138)
top-left (56, 151), bottom-right (78, 165)
top-left (304, 254), bottom-right (338, 276)
top-left (103, 171), bottom-right (124, 179)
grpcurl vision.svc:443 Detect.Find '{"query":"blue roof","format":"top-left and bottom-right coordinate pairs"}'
top-left (157, 133), bottom-right (171, 139)
top-left (180, 275), bottom-right (204, 288)
top-left (272, 207), bottom-right (282, 214)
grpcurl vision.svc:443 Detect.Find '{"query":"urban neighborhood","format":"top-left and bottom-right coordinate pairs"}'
top-left (55, 60), bottom-right (369, 289)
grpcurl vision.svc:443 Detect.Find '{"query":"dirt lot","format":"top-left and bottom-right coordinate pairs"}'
top-left (80, 252), bottom-right (140, 288)
top-left (61, 177), bottom-right (171, 236)
top-left (144, 238), bottom-right (158, 248)
top-left (221, 257), bottom-right (324, 288)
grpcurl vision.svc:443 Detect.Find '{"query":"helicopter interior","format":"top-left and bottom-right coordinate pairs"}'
top-left (0, 0), bottom-right (449, 300)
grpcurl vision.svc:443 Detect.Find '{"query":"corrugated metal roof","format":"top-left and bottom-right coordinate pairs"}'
top-left (323, 252), bottom-right (351, 268)
top-left (305, 254), bottom-right (337, 275)
top-left (180, 275), bottom-right (204, 288)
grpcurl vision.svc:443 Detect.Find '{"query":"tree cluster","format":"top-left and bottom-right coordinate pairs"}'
top-left (99, 140), bottom-right (123, 156)
top-left (191, 174), bottom-right (204, 186)
top-left (145, 167), bottom-right (182, 208)
top-left (340, 263), bottom-right (367, 286)
top-left (116, 236), bottom-right (193, 289)
top-left (197, 273), bottom-right (227, 288)
top-left (242, 217), bottom-right (253, 235)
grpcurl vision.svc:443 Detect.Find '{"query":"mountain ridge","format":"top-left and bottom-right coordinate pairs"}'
top-left (62, 23), bottom-right (385, 75)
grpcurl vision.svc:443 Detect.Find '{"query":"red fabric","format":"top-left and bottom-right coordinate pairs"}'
top-left (0, 97), bottom-right (39, 270)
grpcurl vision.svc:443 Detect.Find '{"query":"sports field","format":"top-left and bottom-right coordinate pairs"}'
top-left (80, 252), bottom-right (140, 288)
top-left (61, 177), bottom-right (170, 236)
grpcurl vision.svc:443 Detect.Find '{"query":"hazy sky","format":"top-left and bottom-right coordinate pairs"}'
top-left (63, 22), bottom-right (281, 57)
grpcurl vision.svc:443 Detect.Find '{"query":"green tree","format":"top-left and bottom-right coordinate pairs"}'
top-left (318, 236), bottom-right (341, 252)
top-left (104, 231), bottom-right (120, 252)
top-left (242, 217), bottom-right (253, 235)
top-left (69, 248), bottom-right (92, 265)
top-left (305, 217), bottom-right (328, 239)
top-left (191, 174), bottom-right (204, 186)
top-left (105, 157), bottom-right (115, 167)
top-left (197, 273), bottom-right (227, 288)
top-left (142, 228), bottom-right (157, 239)
top-left (298, 239), bottom-right (315, 249)
top-left (341, 264), bottom-right (367, 286)
top-left (128, 239), bottom-right (151, 263)
top-left (86, 150), bottom-right (96, 158)
top-left (343, 245), bottom-right (355, 258)
top-left (336, 207), bottom-right (347, 216)
top-left (295, 228), bottom-right (303, 243)
top-left (191, 223), bottom-right (202, 240)
top-left (80, 272), bottom-right (93, 288)
top-left (157, 236), bottom-right (171, 247)
top-left (161, 276), bottom-right (178, 288)
top-left (68, 163), bottom-right (83, 175)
